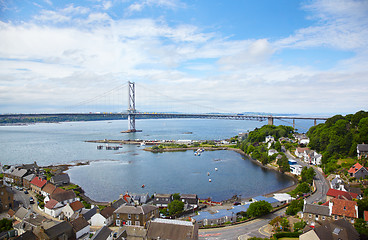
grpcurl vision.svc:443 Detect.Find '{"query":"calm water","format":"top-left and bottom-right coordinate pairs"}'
top-left (0, 118), bottom-right (321, 201)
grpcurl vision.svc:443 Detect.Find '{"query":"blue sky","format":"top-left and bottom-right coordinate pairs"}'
top-left (1, 0), bottom-right (368, 114)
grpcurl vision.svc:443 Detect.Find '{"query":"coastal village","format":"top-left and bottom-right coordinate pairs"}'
top-left (1, 113), bottom-right (368, 240)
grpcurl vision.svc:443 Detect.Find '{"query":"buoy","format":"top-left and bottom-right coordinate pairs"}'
top-left (141, 185), bottom-right (145, 188)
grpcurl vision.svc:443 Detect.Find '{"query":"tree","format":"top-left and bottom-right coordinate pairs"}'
top-left (293, 220), bottom-right (306, 232)
top-left (300, 167), bottom-right (315, 185)
top-left (168, 200), bottom-right (184, 216)
top-left (172, 193), bottom-right (180, 201)
top-left (247, 201), bottom-right (272, 218)
top-left (0, 218), bottom-right (12, 231)
top-left (286, 199), bottom-right (304, 216)
top-left (357, 197), bottom-right (368, 218)
top-left (290, 182), bottom-right (311, 197)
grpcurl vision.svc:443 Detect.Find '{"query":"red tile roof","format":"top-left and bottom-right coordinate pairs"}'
top-left (326, 188), bottom-right (358, 200)
top-left (42, 183), bottom-right (56, 195)
top-left (53, 187), bottom-right (66, 195)
top-left (70, 201), bottom-right (84, 212)
top-left (364, 211), bottom-right (368, 222)
top-left (30, 177), bottom-right (47, 188)
top-left (45, 199), bottom-right (60, 209)
top-left (348, 163), bottom-right (364, 174)
top-left (331, 198), bottom-right (358, 219)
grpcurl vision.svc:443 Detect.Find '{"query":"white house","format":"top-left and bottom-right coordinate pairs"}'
top-left (90, 206), bottom-right (115, 227)
top-left (51, 189), bottom-right (79, 205)
top-left (62, 201), bottom-right (84, 221)
top-left (295, 147), bottom-right (309, 158)
top-left (265, 135), bottom-right (274, 143)
top-left (272, 193), bottom-right (295, 204)
top-left (71, 217), bottom-right (90, 240)
top-left (290, 164), bottom-right (303, 175)
top-left (44, 199), bottom-right (64, 218)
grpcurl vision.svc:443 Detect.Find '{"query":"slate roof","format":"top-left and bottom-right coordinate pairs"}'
top-left (114, 204), bottom-right (158, 215)
top-left (330, 198), bottom-right (358, 219)
top-left (30, 177), bottom-right (47, 188)
top-left (44, 221), bottom-right (73, 239)
top-left (91, 225), bottom-right (112, 240)
top-left (14, 207), bottom-right (30, 220)
top-left (23, 174), bottom-right (36, 182)
top-left (14, 231), bottom-right (38, 240)
top-left (181, 194), bottom-right (198, 199)
top-left (357, 144), bottom-right (368, 152)
top-left (303, 203), bottom-right (330, 216)
top-left (70, 201), bottom-right (84, 211)
top-left (83, 207), bottom-right (98, 221)
top-left (147, 218), bottom-right (198, 240)
top-left (252, 196), bottom-right (279, 204)
top-left (311, 219), bottom-right (359, 240)
top-left (327, 188), bottom-right (358, 200)
top-left (348, 162), bottom-right (367, 174)
top-left (50, 174), bottom-right (70, 184)
top-left (155, 193), bottom-right (172, 198)
top-left (10, 168), bottom-right (28, 178)
top-left (42, 183), bottom-right (56, 195)
top-left (51, 189), bottom-right (76, 202)
top-left (111, 198), bottom-right (125, 209)
top-left (71, 217), bottom-right (89, 232)
top-left (100, 206), bottom-right (115, 218)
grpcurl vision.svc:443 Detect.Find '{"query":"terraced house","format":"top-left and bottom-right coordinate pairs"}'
top-left (114, 204), bottom-right (159, 227)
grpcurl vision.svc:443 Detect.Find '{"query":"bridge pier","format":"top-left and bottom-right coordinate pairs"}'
top-left (122, 81), bottom-right (142, 133)
top-left (314, 119), bottom-right (317, 126)
top-left (268, 117), bottom-right (274, 125)
top-left (293, 119), bottom-right (295, 129)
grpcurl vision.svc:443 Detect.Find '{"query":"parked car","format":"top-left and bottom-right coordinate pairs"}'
top-left (29, 197), bottom-right (34, 204)
top-left (24, 190), bottom-right (28, 194)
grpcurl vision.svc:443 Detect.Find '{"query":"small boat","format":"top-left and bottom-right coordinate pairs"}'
top-left (141, 184), bottom-right (145, 188)
top-left (207, 172), bottom-right (210, 176)
top-left (140, 141), bottom-right (146, 146)
top-left (209, 179), bottom-right (212, 182)
top-left (215, 168), bottom-right (218, 171)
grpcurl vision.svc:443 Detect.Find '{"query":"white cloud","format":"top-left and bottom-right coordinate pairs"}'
top-left (126, 0), bottom-right (184, 14)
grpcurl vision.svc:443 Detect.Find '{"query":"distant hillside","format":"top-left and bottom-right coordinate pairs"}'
top-left (307, 110), bottom-right (368, 163)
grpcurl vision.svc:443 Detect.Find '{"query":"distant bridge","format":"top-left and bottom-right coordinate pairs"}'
top-left (1, 82), bottom-right (328, 131)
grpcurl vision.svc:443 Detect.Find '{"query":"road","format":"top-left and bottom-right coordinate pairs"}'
top-left (199, 209), bottom-right (286, 240)
top-left (12, 187), bottom-right (31, 209)
top-left (285, 151), bottom-right (329, 204)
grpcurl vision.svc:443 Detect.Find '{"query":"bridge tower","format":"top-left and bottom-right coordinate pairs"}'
top-left (122, 81), bottom-right (141, 133)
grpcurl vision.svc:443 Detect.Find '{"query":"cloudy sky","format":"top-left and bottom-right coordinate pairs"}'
top-left (1, 0), bottom-right (367, 114)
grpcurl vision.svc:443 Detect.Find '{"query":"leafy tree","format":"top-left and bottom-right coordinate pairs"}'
top-left (247, 201), bottom-right (272, 218)
top-left (286, 199), bottom-right (304, 216)
top-left (172, 193), bottom-right (180, 201)
top-left (168, 200), bottom-right (184, 216)
top-left (357, 197), bottom-right (368, 218)
top-left (354, 218), bottom-right (368, 238)
top-left (277, 154), bottom-right (290, 172)
top-left (289, 182), bottom-right (311, 197)
top-left (0, 218), bottom-right (12, 231)
top-left (300, 167), bottom-right (315, 185)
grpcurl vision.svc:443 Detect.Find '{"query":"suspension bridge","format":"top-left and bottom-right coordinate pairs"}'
top-left (1, 81), bottom-right (328, 132)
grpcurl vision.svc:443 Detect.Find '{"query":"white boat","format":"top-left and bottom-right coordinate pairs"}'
top-left (209, 179), bottom-right (212, 182)
top-left (215, 168), bottom-right (218, 171)
top-left (140, 141), bottom-right (146, 146)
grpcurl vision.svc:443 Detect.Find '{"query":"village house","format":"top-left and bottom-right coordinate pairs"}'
top-left (35, 221), bottom-right (74, 240)
top-left (22, 174), bottom-right (36, 189)
top-left (90, 225), bottom-right (113, 240)
top-left (329, 198), bottom-right (358, 223)
top-left (272, 193), bottom-right (294, 205)
top-left (326, 188), bottom-right (358, 201)
top-left (13, 214), bottom-right (51, 236)
top-left (3, 168), bottom-right (28, 186)
top-left (30, 177), bottom-right (47, 195)
top-left (290, 164), bottom-right (303, 175)
top-left (300, 218), bottom-right (359, 240)
top-left (114, 204), bottom-right (159, 227)
top-left (348, 162), bottom-right (368, 179)
top-left (50, 189), bottom-right (78, 205)
top-left (153, 193), bottom-right (173, 207)
top-left (294, 133), bottom-right (310, 145)
top-left (50, 174), bottom-right (70, 186)
top-left (0, 183), bottom-right (14, 212)
top-left (357, 143), bottom-right (368, 159)
top-left (13, 207), bottom-right (32, 222)
top-left (41, 183), bottom-right (57, 197)
top-left (295, 147), bottom-right (310, 158)
top-left (62, 201), bottom-right (84, 221)
top-left (44, 199), bottom-right (64, 218)
top-left (82, 206), bottom-right (98, 224)
top-left (302, 202), bottom-right (331, 226)
top-left (90, 206), bottom-right (115, 227)
top-left (330, 175), bottom-right (345, 191)
top-left (180, 194), bottom-right (199, 210)
top-left (268, 149), bottom-right (278, 156)
top-left (146, 218), bottom-right (199, 240)
top-left (191, 209), bottom-right (237, 227)
top-left (71, 216), bottom-right (90, 240)
top-left (130, 193), bottom-right (150, 205)
top-left (307, 151), bottom-right (322, 165)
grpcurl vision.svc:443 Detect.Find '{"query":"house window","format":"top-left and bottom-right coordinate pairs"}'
top-left (116, 220), bottom-right (121, 226)
top-left (116, 213), bottom-right (120, 218)
top-left (309, 214), bottom-right (312, 218)
top-left (322, 216), bottom-right (325, 220)
top-left (334, 216), bottom-right (338, 220)
top-left (128, 214), bottom-right (131, 219)
top-left (315, 215), bottom-right (319, 220)
top-left (135, 221), bottom-right (140, 226)
top-left (135, 215), bottom-right (139, 220)
top-left (127, 221), bottom-right (131, 225)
